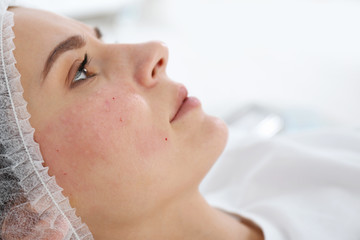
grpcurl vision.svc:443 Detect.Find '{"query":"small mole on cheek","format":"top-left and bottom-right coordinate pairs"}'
top-left (56, 149), bottom-right (60, 153)
top-left (63, 172), bottom-right (67, 176)
top-left (112, 97), bottom-right (116, 100)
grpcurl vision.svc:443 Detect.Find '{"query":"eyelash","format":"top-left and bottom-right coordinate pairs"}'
top-left (71, 53), bottom-right (96, 87)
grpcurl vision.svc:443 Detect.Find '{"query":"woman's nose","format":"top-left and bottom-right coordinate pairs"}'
top-left (133, 41), bottom-right (169, 88)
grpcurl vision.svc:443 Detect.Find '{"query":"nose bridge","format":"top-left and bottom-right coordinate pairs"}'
top-left (102, 41), bottom-right (169, 88)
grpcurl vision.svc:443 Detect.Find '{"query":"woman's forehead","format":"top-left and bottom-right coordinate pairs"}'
top-left (14, 7), bottom-right (94, 34)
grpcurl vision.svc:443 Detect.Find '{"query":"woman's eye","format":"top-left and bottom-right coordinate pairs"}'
top-left (71, 53), bottom-right (96, 86)
top-left (73, 67), bottom-right (88, 83)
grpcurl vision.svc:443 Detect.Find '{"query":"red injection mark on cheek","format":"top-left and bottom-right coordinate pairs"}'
top-left (112, 97), bottom-right (116, 100)
top-left (165, 137), bottom-right (168, 141)
top-left (120, 117), bottom-right (123, 122)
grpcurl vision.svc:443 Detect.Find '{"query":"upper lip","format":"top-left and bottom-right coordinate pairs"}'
top-left (170, 85), bottom-right (188, 122)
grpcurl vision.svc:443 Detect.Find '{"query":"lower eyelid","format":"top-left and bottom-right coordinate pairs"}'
top-left (70, 74), bottom-right (97, 89)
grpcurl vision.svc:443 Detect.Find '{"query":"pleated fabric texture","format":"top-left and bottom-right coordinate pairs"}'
top-left (0, 1), bottom-right (94, 239)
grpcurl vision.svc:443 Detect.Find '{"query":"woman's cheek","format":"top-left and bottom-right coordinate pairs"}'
top-left (34, 91), bottom-right (137, 186)
top-left (34, 87), bottom-right (172, 195)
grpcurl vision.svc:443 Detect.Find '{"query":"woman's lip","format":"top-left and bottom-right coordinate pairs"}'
top-left (170, 96), bottom-right (201, 123)
top-left (170, 85), bottom-right (188, 122)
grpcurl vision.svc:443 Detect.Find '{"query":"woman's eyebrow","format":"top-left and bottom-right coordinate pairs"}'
top-left (42, 35), bottom-right (86, 82)
top-left (41, 27), bottom-right (102, 83)
top-left (94, 26), bottom-right (102, 39)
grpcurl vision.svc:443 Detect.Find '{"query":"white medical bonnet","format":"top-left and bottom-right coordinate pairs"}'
top-left (0, 1), bottom-right (93, 239)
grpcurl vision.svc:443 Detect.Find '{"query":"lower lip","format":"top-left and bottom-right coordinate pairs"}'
top-left (171, 96), bottom-right (201, 122)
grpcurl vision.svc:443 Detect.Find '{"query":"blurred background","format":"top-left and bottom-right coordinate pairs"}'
top-left (18, 0), bottom-right (360, 136)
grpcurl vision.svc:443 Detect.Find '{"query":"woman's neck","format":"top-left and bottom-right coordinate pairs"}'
top-left (92, 190), bottom-right (263, 240)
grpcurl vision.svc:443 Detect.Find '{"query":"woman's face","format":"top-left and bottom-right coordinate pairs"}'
top-left (11, 7), bottom-right (228, 229)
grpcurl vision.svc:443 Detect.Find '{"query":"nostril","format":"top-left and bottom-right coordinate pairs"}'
top-left (152, 58), bottom-right (164, 78)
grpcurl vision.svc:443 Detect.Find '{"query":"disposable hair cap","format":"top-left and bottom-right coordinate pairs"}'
top-left (0, 0), bottom-right (94, 239)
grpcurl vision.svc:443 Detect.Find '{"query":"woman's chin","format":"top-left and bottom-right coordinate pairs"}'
top-left (209, 114), bottom-right (229, 145)
top-left (196, 115), bottom-right (229, 177)
top-left (211, 115), bottom-right (229, 159)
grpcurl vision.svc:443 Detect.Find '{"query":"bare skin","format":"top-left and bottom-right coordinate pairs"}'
top-left (10, 7), bottom-right (263, 240)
